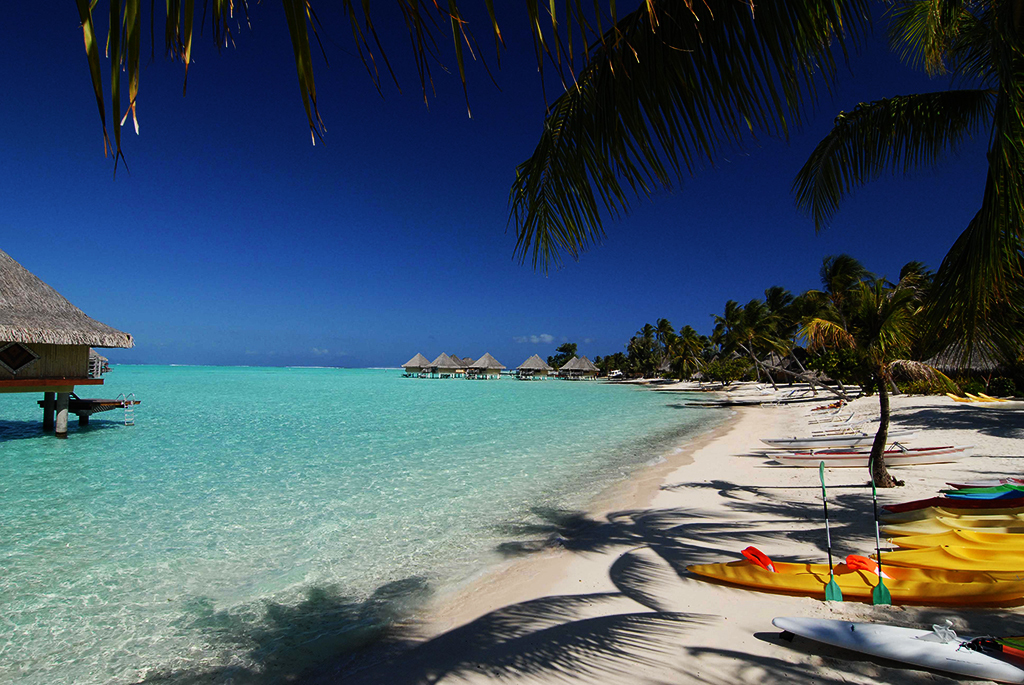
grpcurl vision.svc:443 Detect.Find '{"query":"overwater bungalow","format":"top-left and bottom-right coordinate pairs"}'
top-left (402, 352), bottom-right (430, 377)
top-left (427, 352), bottom-right (461, 378)
top-left (516, 353), bottom-right (553, 379)
top-left (561, 356), bottom-right (599, 379)
top-left (469, 353), bottom-right (505, 379)
top-left (0, 249), bottom-right (135, 437)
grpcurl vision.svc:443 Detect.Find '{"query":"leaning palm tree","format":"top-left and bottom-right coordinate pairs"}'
top-left (793, 0), bottom-right (1024, 368)
top-left (801, 275), bottom-right (950, 487)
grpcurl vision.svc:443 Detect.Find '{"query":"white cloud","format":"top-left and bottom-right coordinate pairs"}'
top-left (311, 347), bottom-right (330, 356)
top-left (513, 333), bottom-right (556, 344)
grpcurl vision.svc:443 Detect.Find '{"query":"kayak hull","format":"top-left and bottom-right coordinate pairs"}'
top-left (773, 617), bottom-right (1024, 684)
top-left (776, 446), bottom-right (969, 468)
top-left (882, 545), bottom-right (1024, 574)
top-left (892, 530), bottom-right (1024, 551)
top-left (762, 429), bottom-right (916, 450)
top-left (687, 560), bottom-right (1024, 605)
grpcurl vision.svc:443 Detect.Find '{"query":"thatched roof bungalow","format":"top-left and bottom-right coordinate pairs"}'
top-left (0, 249), bottom-right (133, 391)
top-left (402, 352), bottom-right (430, 375)
top-left (516, 353), bottom-right (553, 379)
top-left (0, 248), bottom-right (134, 436)
top-left (561, 356), bottom-right (599, 379)
top-left (469, 353), bottom-right (505, 379)
top-left (427, 352), bottom-right (462, 378)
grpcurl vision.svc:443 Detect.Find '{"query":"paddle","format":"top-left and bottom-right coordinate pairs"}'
top-left (869, 464), bottom-right (893, 606)
top-left (819, 461), bottom-right (843, 601)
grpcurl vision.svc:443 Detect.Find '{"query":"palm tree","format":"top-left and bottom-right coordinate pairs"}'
top-left (801, 274), bottom-right (948, 487)
top-left (669, 325), bottom-right (709, 379)
top-left (793, 0), bottom-right (1024, 366)
top-left (714, 299), bottom-right (792, 389)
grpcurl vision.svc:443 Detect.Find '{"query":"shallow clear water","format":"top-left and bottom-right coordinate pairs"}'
top-left (0, 366), bottom-right (720, 683)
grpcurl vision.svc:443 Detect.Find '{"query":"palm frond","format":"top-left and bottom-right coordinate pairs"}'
top-left (510, 0), bottom-right (870, 272)
top-left (800, 317), bottom-right (855, 352)
top-left (793, 89), bottom-right (994, 231)
top-left (888, 359), bottom-right (958, 392)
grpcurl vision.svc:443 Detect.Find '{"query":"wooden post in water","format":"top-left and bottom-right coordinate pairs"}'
top-left (79, 413), bottom-right (89, 427)
top-left (55, 392), bottom-right (69, 439)
top-left (42, 392), bottom-right (55, 432)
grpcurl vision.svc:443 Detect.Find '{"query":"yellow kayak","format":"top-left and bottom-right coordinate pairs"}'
top-left (882, 517), bottom-right (1024, 536)
top-left (881, 507), bottom-right (1024, 524)
top-left (892, 529), bottom-right (1024, 551)
top-left (687, 559), bottom-right (1024, 604)
top-left (881, 546), bottom-right (1024, 574)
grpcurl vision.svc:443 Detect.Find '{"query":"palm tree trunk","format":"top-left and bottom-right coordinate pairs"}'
top-left (869, 374), bottom-right (903, 488)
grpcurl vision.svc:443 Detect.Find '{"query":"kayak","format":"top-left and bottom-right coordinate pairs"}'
top-left (773, 617), bottom-right (1024, 684)
top-left (761, 429), bottom-right (916, 450)
top-left (882, 517), bottom-right (1024, 537)
top-left (882, 507), bottom-right (1024, 524)
top-left (686, 558), bottom-right (1024, 604)
top-left (881, 545), bottom-right (1024, 574)
top-left (775, 445), bottom-right (969, 468)
top-left (949, 478), bottom-right (1024, 489)
top-left (883, 497), bottom-right (1024, 515)
top-left (891, 530), bottom-right (1024, 551)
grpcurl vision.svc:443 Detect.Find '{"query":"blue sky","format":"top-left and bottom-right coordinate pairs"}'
top-left (1, 4), bottom-right (987, 368)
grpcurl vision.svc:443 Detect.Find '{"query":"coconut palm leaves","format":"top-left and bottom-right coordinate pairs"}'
top-left (793, 0), bottom-right (1024, 369)
top-left (509, 0), bottom-right (870, 271)
top-left (801, 272), bottom-right (951, 487)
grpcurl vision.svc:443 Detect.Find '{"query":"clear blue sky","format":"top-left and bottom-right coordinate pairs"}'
top-left (1, 4), bottom-right (986, 368)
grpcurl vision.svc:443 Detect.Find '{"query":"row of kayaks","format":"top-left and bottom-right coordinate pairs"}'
top-left (688, 477), bottom-right (1024, 605)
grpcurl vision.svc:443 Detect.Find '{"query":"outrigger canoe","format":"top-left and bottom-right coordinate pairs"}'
top-left (761, 429), bottom-right (916, 450)
top-left (687, 558), bottom-right (1024, 604)
top-left (775, 445), bottom-right (970, 468)
top-left (891, 530), bottom-right (1024, 551)
top-left (949, 477), bottom-right (1024, 489)
top-left (881, 545), bottom-right (1024, 574)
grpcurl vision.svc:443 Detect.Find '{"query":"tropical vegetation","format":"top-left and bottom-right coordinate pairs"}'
top-left (580, 253), bottom-right (1017, 487)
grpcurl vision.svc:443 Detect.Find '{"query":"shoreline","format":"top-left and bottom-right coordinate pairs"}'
top-left (316, 391), bottom-right (1024, 685)
top-left (417, 406), bottom-right (737, 636)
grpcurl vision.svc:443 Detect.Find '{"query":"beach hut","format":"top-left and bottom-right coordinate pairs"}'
top-left (0, 248), bottom-right (134, 437)
top-left (517, 353), bottom-right (553, 379)
top-left (561, 356), bottom-right (599, 379)
top-left (427, 352), bottom-right (461, 378)
top-left (402, 352), bottom-right (430, 377)
top-left (469, 353), bottom-right (506, 379)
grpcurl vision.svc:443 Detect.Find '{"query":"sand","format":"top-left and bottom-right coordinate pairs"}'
top-left (315, 390), bottom-right (1024, 685)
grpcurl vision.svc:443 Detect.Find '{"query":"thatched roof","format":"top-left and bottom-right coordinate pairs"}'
top-left (517, 353), bottom-right (552, 371)
top-left (576, 356), bottom-right (599, 372)
top-left (925, 343), bottom-right (1004, 373)
top-left (0, 249), bottom-right (133, 348)
top-left (470, 352), bottom-right (506, 370)
top-left (403, 352), bottom-right (430, 368)
top-left (429, 352), bottom-right (461, 369)
top-left (560, 356), bottom-right (581, 371)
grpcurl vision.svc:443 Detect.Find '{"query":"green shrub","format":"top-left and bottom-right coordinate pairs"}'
top-left (989, 376), bottom-right (1017, 397)
top-left (899, 379), bottom-right (947, 396)
top-left (956, 377), bottom-right (986, 395)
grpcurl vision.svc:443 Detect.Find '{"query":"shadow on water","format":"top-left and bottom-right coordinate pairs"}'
top-left (137, 579), bottom-right (431, 684)
top-left (0, 418), bottom-right (124, 443)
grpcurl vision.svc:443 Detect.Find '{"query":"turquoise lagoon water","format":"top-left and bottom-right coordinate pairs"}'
top-left (0, 366), bottom-right (722, 683)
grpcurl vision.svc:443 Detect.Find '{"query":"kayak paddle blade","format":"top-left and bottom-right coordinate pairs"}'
top-left (872, 578), bottom-right (892, 606)
top-left (825, 576), bottom-right (843, 602)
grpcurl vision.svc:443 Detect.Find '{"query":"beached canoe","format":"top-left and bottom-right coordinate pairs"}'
top-left (773, 617), bottom-right (1024, 684)
top-left (949, 478), bottom-right (1024, 490)
top-left (891, 530), bottom-right (1024, 551)
top-left (943, 484), bottom-right (1024, 497)
top-left (882, 506), bottom-right (1024, 524)
top-left (761, 429), bottom-right (917, 450)
top-left (884, 495), bottom-right (1024, 515)
top-left (687, 559), bottom-right (1024, 604)
top-left (881, 546), bottom-right (1024, 574)
top-left (882, 517), bottom-right (1024, 537)
top-left (775, 445), bottom-right (970, 468)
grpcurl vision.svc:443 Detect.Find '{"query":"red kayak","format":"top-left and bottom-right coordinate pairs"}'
top-left (884, 495), bottom-right (1024, 514)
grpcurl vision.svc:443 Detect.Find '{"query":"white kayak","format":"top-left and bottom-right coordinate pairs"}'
top-left (773, 616), bottom-right (1024, 684)
top-left (775, 445), bottom-right (972, 468)
top-left (761, 429), bottom-right (917, 450)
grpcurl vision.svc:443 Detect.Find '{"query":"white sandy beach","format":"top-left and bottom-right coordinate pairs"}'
top-left (315, 390), bottom-right (1024, 685)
